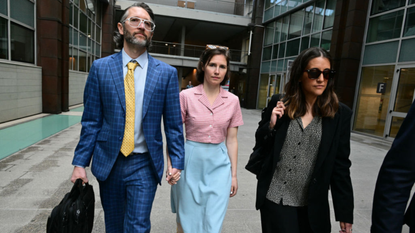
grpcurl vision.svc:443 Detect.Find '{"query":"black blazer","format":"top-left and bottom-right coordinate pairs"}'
top-left (371, 101), bottom-right (415, 233)
top-left (254, 94), bottom-right (354, 233)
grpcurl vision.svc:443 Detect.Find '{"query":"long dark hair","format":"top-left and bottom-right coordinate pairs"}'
top-left (196, 48), bottom-right (231, 86)
top-left (113, 2), bottom-right (154, 50)
top-left (284, 47), bottom-right (339, 119)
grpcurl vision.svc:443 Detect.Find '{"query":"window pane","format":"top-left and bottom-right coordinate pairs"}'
top-left (399, 38), bottom-right (415, 62)
top-left (301, 36), bottom-right (310, 52)
top-left (264, 23), bottom-right (274, 45)
top-left (278, 42), bottom-right (286, 58)
top-left (74, 0), bottom-right (80, 6)
top-left (80, 33), bottom-right (87, 51)
top-left (274, 4), bottom-right (281, 17)
top-left (96, 26), bottom-right (101, 43)
top-left (70, 3), bottom-right (73, 26)
top-left (74, 8), bottom-right (79, 29)
top-left (270, 60), bottom-right (277, 72)
top-left (272, 44), bottom-right (279, 59)
top-left (279, 0), bottom-right (288, 14)
top-left (321, 30), bottom-right (332, 50)
top-left (274, 19), bottom-right (282, 43)
top-left (80, 12), bottom-right (87, 34)
top-left (286, 39), bottom-right (300, 56)
top-left (88, 38), bottom-right (93, 53)
top-left (95, 42), bottom-right (100, 57)
top-left (288, 0), bottom-right (301, 11)
top-left (74, 29), bottom-right (79, 46)
top-left (288, 10), bottom-right (304, 39)
top-left (280, 16), bottom-right (289, 42)
top-left (11, 23), bottom-right (34, 63)
top-left (264, 7), bottom-right (274, 22)
top-left (363, 41), bottom-right (399, 65)
top-left (80, 0), bottom-right (87, 13)
top-left (354, 65), bottom-right (395, 137)
top-left (79, 50), bottom-right (87, 71)
top-left (404, 7), bottom-right (415, 37)
top-left (310, 33), bottom-right (320, 47)
top-left (312, 0), bottom-right (325, 33)
top-left (265, 0), bottom-right (274, 9)
top-left (263, 46), bottom-right (272, 60)
top-left (87, 18), bottom-right (92, 37)
top-left (11, 0), bottom-right (34, 27)
top-left (303, 5), bottom-right (314, 35)
top-left (96, 2), bottom-right (102, 26)
top-left (277, 59), bottom-right (284, 72)
top-left (0, 17), bottom-right (7, 59)
top-left (73, 49), bottom-right (79, 70)
top-left (261, 61), bottom-right (271, 73)
top-left (411, 0), bottom-right (415, 5)
top-left (371, 0), bottom-right (405, 15)
top-left (367, 10), bottom-right (404, 43)
top-left (69, 47), bottom-right (73, 70)
top-left (0, 0), bottom-right (7, 15)
top-left (324, 0), bottom-right (336, 29)
top-left (69, 27), bottom-right (73, 45)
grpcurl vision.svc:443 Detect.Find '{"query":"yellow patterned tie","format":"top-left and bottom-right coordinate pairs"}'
top-left (120, 61), bottom-right (139, 156)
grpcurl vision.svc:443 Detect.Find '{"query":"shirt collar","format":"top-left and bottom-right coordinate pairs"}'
top-left (122, 48), bottom-right (148, 69)
top-left (193, 84), bottom-right (228, 99)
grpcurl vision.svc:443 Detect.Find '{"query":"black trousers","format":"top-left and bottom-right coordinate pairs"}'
top-left (260, 199), bottom-right (313, 233)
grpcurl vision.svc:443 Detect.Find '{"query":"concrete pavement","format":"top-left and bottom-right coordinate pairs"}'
top-left (0, 108), bottom-right (409, 232)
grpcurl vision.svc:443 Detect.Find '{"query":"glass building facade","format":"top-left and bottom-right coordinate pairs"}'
top-left (69, 0), bottom-right (102, 72)
top-left (0, 0), bottom-right (35, 64)
top-left (354, 0), bottom-right (415, 138)
top-left (259, 0), bottom-right (336, 109)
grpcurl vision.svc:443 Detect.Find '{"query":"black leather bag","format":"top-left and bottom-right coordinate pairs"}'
top-left (47, 179), bottom-right (95, 233)
top-left (245, 146), bottom-right (270, 175)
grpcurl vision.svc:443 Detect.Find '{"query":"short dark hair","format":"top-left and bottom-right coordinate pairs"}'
top-left (284, 47), bottom-right (339, 118)
top-left (196, 48), bottom-right (231, 86)
top-left (113, 2), bottom-right (155, 49)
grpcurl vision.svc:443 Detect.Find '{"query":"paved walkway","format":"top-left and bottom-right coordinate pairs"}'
top-left (0, 108), bottom-right (410, 232)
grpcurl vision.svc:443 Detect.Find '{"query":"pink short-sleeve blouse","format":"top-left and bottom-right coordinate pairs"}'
top-left (180, 84), bottom-right (244, 144)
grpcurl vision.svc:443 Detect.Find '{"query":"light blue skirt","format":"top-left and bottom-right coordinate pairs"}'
top-left (171, 140), bottom-right (231, 233)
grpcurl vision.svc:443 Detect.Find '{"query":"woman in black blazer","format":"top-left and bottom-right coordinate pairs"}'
top-left (254, 47), bottom-right (353, 233)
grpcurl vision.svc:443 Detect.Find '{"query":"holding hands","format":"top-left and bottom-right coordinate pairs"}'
top-left (166, 167), bottom-right (181, 185)
top-left (269, 101), bottom-right (286, 129)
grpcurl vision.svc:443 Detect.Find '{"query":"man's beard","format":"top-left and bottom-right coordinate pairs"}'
top-left (124, 29), bottom-right (150, 48)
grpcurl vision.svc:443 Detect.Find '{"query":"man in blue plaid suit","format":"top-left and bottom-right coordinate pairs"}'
top-left (70, 3), bottom-right (184, 232)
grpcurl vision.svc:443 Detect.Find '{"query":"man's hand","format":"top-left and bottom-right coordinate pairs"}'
top-left (166, 167), bottom-right (181, 185)
top-left (71, 166), bottom-right (88, 184)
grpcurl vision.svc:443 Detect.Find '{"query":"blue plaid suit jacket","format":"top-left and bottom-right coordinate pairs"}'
top-left (72, 51), bottom-right (184, 183)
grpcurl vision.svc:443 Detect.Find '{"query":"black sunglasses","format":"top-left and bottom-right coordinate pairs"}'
top-left (304, 68), bottom-right (336, 80)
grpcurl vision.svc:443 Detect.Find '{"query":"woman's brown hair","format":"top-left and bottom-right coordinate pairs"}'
top-left (196, 46), bottom-right (231, 86)
top-left (283, 47), bottom-right (339, 119)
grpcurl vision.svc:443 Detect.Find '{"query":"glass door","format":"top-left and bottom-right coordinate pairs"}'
top-left (384, 66), bottom-right (415, 138)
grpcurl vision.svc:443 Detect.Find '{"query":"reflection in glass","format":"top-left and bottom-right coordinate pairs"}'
top-left (303, 5), bottom-right (314, 35)
top-left (394, 68), bottom-right (415, 113)
top-left (11, 23), bottom-right (34, 63)
top-left (279, 0), bottom-right (288, 14)
top-left (288, 10), bottom-right (304, 39)
top-left (263, 46), bottom-right (272, 60)
top-left (301, 36), bottom-right (310, 52)
top-left (363, 41), bottom-right (399, 65)
top-left (69, 47), bottom-right (73, 70)
top-left (265, 23), bottom-right (274, 45)
top-left (271, 60), bottom-right (277, 73)
top-left (277, 59), bottom-right (284, 72)
top-left (79, 33), bottom-right (87, 51)
top-left (258, 74), bottom-right (270, 109)
top-left (73, 49), bottom-right (78, 71)
top-left (280, 16), bottom-right (289, 41)
top-left (286, 39), bottom-right (300, 56)
top-left (404, 7), bottom-right (415, 37)
top-left (312, 0), bottom-right (325, 33)
top-left (80, 13), bottom-right (87, 34)
top-left (70, 3), bottom-right (73, 26)
top-left (321, 30), bottom-right (332, 50)
top-left (371, 0), bottom-right (405, 15)
top-left (399, 38), bottom-right (415, 62)
top-left (310, 33), bottom-right (320, 47)
top-left (96, 42), bottom-right (100, 57)
top-left (354, 65), bottom-right (394, 137)
top-left (264, 7), bottom-right (274, 21)
top-left (261, 61), bottom-right (271, 73)
top-left (10, 0), bottom-right (34, 27)
top-left (274, 19), bottom-right (282, 43)
top-left (79, 50), bottom-right (87, 72)
top-left (288, 0), bottom-right (302, 11)
top-left (0, 17), bottom-right (7, 59)
top-left (96, 26), bottom-right (101, 43)
top-left (272, 44), bottom-right (279, 59)
top-left (0, 0), bottom-right (7, 15)
top-left (367, 10), bottom-right (404, 43)
top-left (74, 8), bottom-right (79, 29)
top-left (278, 42), bottom-right (286, 58)
top-left (324, 0), bottom-right (336, 29)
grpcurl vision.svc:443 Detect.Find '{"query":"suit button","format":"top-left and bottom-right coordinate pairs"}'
top-left (313, 178), bottom-right (317, 184)
top-left (119, 137), bottom-right (122, 140)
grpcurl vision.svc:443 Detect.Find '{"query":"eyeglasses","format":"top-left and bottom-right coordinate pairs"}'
top-left (123, 17), bottom-right (156, 31)
top-left (206, 44), bottom-right (229, 51)
top-left (304, 68), bottom-right (335, 80)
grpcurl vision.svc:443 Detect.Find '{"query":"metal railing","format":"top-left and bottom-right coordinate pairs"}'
top-left (150, 41), bottom-right (248, 63)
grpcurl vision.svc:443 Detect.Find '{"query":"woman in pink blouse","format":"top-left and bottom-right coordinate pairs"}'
top-left (169, 45), bottom-right (244, 232)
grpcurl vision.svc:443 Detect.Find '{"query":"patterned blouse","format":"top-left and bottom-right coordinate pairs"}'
top-left (266, 116), bottom-right (322, 207)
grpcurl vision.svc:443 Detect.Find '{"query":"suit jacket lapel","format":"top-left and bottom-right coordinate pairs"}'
top-left (142, 55), bottom-right (160, 118)
top-left (110, 52), bottom-right (126, 112)
top-left (314, 116), bottom-right (337, 172)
